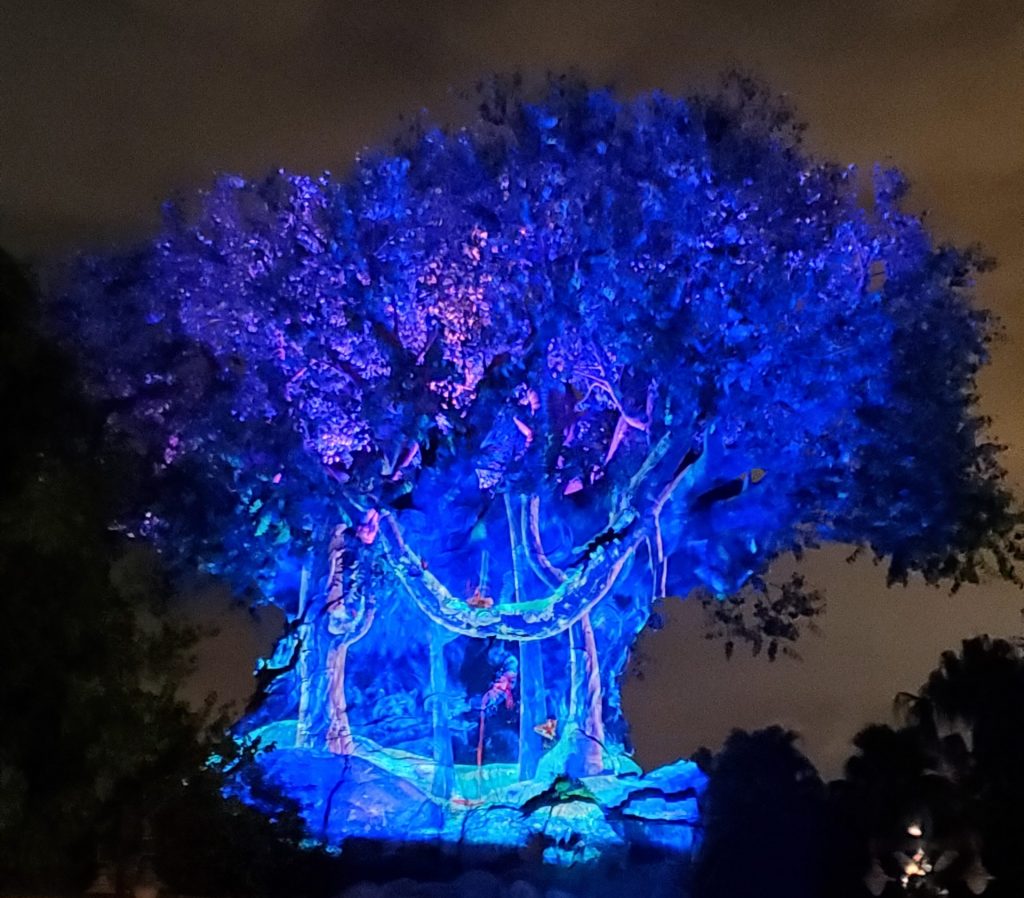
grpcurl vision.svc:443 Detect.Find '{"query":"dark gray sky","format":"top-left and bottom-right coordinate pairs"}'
top-left (2, 0), bottom-right (1021, 776)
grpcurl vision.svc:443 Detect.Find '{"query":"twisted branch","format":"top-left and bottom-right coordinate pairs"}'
top-left (378, 415), bottom-right (719, 639)
top-left (381, 508), bottom-right (642, 641)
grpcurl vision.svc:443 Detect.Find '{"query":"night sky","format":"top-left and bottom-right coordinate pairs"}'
top-left (2, 0), bottom-right (1021, 777)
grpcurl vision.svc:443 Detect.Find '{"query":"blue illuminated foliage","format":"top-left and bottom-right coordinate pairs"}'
top-left (54, 75), bottom-right (1019, 855)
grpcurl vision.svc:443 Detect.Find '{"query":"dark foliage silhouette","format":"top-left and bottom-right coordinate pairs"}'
top-left (693, 726), bottom-right (827, 898)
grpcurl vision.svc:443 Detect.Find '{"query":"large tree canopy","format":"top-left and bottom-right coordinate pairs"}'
top-left (56, 77), bottom-right (1018, 621)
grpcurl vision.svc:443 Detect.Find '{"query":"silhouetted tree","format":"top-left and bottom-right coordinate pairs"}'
top-left (831, 722), bottom-right (982, 896)
top-left (906, 636), bottom-right (1024, 895)
top-left (0, 249), bottom-right (203, 889)
top-left (693, 726), bottom-right (826, 898)
top-left (0, 249), bottom-right (333, 895)
top-left (828, 638), bottom-right (1024, 897)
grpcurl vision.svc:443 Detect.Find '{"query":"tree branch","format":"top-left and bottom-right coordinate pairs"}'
top-left (523, 494), bottom-right (565, 587)
top-left (381, 509), bottom-right (643, 640)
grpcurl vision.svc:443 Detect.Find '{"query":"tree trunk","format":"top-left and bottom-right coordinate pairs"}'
top-left (322, 525), bottom-right (376, 755)
top-left (505, 493), bottom-right (547, 781)
top-left (429, 628), bottom-right (454, 798)
top-left (325, 641), bottom-right (354, 755)
top-left (578, 611), bottom-right (605, 775)
top-left (295, 557), bottom-right (314, 748)
top-left (518, 640), bottom-right (546, 780)
top-left (568, 623), bottom-right (580, 724)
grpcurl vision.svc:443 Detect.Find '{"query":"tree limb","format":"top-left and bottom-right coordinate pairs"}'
top-left (381, 509), bottom-right (643, 640)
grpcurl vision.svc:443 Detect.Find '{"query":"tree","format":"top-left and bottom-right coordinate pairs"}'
top-left (50, 73), bottom-right (1021, 795)
top-left (832, 722), bottom-right (983, 896)
top-left (0, 247), bottom-right (340, 895)
top-left (827, 638), bottom-right (1024, 897)
top-left (693, 727), bottom-right (827, 898)
top-left (0, 248), bottom-right (204, 889)
top-left (899, 636), bottom-right (1024, 895)
top-left (147, 738), bottom-right (339, 898)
